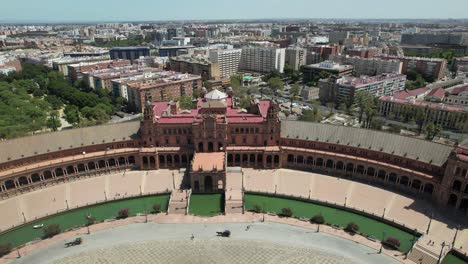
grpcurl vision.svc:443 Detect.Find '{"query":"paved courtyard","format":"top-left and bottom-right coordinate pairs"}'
top-left (10, 222), bottom-right (399, 264)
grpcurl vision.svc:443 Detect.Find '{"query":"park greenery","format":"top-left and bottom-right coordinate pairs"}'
top-left (404, 70), bottom-right (429, 90)
top-left (0, 63), bottom-right (127, 139)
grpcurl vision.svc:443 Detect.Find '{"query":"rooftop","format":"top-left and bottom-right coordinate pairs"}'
top-left (191, 152), bottom-right (225, 172)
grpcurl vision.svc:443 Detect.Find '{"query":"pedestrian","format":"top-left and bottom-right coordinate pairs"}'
top-left (191, 234), bottom-right (194, 240)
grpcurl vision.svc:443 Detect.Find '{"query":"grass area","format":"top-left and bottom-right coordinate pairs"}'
top-left (0, 194), bottom-right (169, 248)
top-left (189, 193), bottom-right (224, 216)
top-left (442, 253), bottom-right (468, 264)
top-left (244, 193), bottom-right (417, 253)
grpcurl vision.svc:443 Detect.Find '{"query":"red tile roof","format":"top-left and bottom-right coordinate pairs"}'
top-left (426, 88), bottom-right (446, 99)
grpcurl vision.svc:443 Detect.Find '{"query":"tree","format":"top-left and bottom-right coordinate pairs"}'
top-left (299, 108), bottom-right (322, 123)
top-left (383, 237), bottom-right (401, 250)
top-left (117, 208), bottom-right (129, 219)
top-left (63, 105), bottom-right (80, 125)
top-left (203, 81), bottom-right (212, 91)
top-left (425, 123), bottom-right (442, 140)
top-left (414, 107), bottom-right (427, 135)
top-left (239, 97), bottom-right (251, 109)
top-left (345, 222), bottom-right (359, 234)
top-left (43, 224), bottom-right (61, 239)
top-left (46, 111), bottom-right (62, 131)
top-left (310, 214), bottom-right (325, 224)
top-left (268, 77), bottom-right (284, 95)
top-left (177, 96), bottom-right (193, 110)
top-left (230, 74), bottom-right (243, 89)
top-left (354, 91), bottom-right (372, 123)
top-left (44, 95), bottom-right (63, 110)
top-left (0, 243), bottom-right (12, 257)
top-left (281, 207), bottom-right (293, 217)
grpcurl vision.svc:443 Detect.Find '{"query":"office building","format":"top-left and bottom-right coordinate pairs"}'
top-left (169, 55), bottom-right (220, 81)
top-left (126, 72), bottom-right (202, 112)
top-left (240, 46), bottom-right (285, 73)
top-left (330, 55), bottom-right (402, 76)
top-left (301, 61), bottom-right (353, 83)
top-left (285, 47), bottom-right (306, 71)
top-left (334, 73), bottom-right (406, 103)
top-left (376, 55), bottom-right (447, 80)
top-left (209, 48), bottom-right (242, 79)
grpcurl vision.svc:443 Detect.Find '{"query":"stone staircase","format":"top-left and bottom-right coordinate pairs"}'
top-left (407, 244), bottom-right (440, 264)
top-left (168, 189), bottom-right (190, 214)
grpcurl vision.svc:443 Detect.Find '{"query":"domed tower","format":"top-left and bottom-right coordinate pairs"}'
top-left (141, 92), bottom-right (154, 147)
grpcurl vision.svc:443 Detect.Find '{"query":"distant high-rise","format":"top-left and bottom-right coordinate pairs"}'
top-left (209, 49), bottom-right (242, 79)
top-left (240, 46), bottom-right (285, 73)
top-left (167, 28), bottom-right (184, 40)
top-left (285, 47), bottom-right (306, 71)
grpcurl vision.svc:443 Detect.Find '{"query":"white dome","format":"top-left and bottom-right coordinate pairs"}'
top-left (204, 89), bottom-right (228, 101)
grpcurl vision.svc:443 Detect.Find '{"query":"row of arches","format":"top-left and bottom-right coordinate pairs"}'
top-left (447, 193), bottom-right (468, 213)
top-left (1, 156), bottom-right (136, 193)
top-left (451, 180), bottom-right (468, 194)
top-left (285, 153), bottom-right (435, 195)
top-left (227, 153), bottom-right (280, 168)
top-left (141, 153), bottom-right (192, 170)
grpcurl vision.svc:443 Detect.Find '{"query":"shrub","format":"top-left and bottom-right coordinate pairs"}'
top-left (281, 207), bottom-right (293, 217)
top-left (383, 237), bottom-right (401, 250)
top-left (43, 224), bottom-right (61, 239)
top-left (310, 214), bottom-right (325, 224)
top-left (152, 204), bottom-right (161, 214)
top-left (0, 243), bottom-right (12, 257)
top-left (345, 222), bottom-right (359, 233)
top-left (117, 208), bottom-right (129, 219)
top-left (252, 204), bottom-right (262, 213)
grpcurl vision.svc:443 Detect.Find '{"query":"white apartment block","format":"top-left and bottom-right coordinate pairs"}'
top-left (209, 48), bottom-right (242, 79)
top-left (285, 47), bottom-right (306, 71)
top-left (331, 55), bottom-right (402, 77)
top-left (240, 46), bottom-right (285, 73)
top-left (336, 73), bottom-right (406, 103)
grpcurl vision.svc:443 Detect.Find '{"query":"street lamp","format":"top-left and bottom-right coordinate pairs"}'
top-left (379, 231), bottom-right (386, 254)
top-left (438, 242), bottom-right (448, 264)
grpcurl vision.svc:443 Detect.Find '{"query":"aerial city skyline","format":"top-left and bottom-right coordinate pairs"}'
top-left (1, 0), bottom-right (468, 22)
top-left (0, 2), bottom-right (467, 264)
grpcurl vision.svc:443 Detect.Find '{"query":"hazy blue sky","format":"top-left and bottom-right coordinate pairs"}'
top-left (1, 0), bottom-right (467, 22)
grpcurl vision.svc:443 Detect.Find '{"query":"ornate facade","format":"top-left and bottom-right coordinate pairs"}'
top-left (0, 89), bottom-right (467, 214)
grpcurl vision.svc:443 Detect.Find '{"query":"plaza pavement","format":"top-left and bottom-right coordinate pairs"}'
top-left (3, 215), bottom-right (403, 264)
top-left (243, 168), bottom-right (468, 258)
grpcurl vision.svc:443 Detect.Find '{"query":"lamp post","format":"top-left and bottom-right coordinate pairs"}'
top-left (379, 231), bottom-right (386, 254)
top-left (426, 212), bottom-right (433, 234)
top-left (344, 196), bottom-right (347, 207)
top-left (438, 242), bottom-right (447, 264)
top-left (452, 225), bottom-right (460, 247)
top-left (382, 207), bottom-right (386, 219)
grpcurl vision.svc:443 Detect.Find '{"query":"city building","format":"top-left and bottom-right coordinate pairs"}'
top-left (305, 44), bottom-right (340, 61)
top-left (301, 86), bottom-right (320, 101)
top-left (126, 72), bottom-right (202, 112)
top-left (169, 55), bottom-right (220, 81)
top-left (285, 47), bottom-right (306, 71)
top-left (301, 61), bottom-right (353, 83)
top-left (376, 55), bottom-right (447, 80)
top-left (52, 55), bottom-right (110, 77)
top-left (328, 31), bottom-right (350, 44)
top-left (67, 59), bottom-right (131, 82)
top-left (208, 48), bottom-right (242, 79)
top-left (167, 28), bottom-right (184, 40)
top-left (401, 32), bottom-right (468, 46)
top-left (334, 73), bottom-right (406, 103)
top-left (379, 91), bottom-right (468, 131)
top-left (240, 46), bottom-right (285, 74)
top-left (344, 46), bottom-right (380, 58)
top-left (158, 46), bottom-right (195, 57)
top-left (82, 66), bottom-right (160, 91)
top-left (330, 55), bottom-right (402, 76)
top-left (444, 85), bottom-right (468, 107)
top-left (109, 46), bottom-right (151, 62)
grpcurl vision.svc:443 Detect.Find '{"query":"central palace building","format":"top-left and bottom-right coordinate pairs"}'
top-left (0, 88), bottom-right (467, 214)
